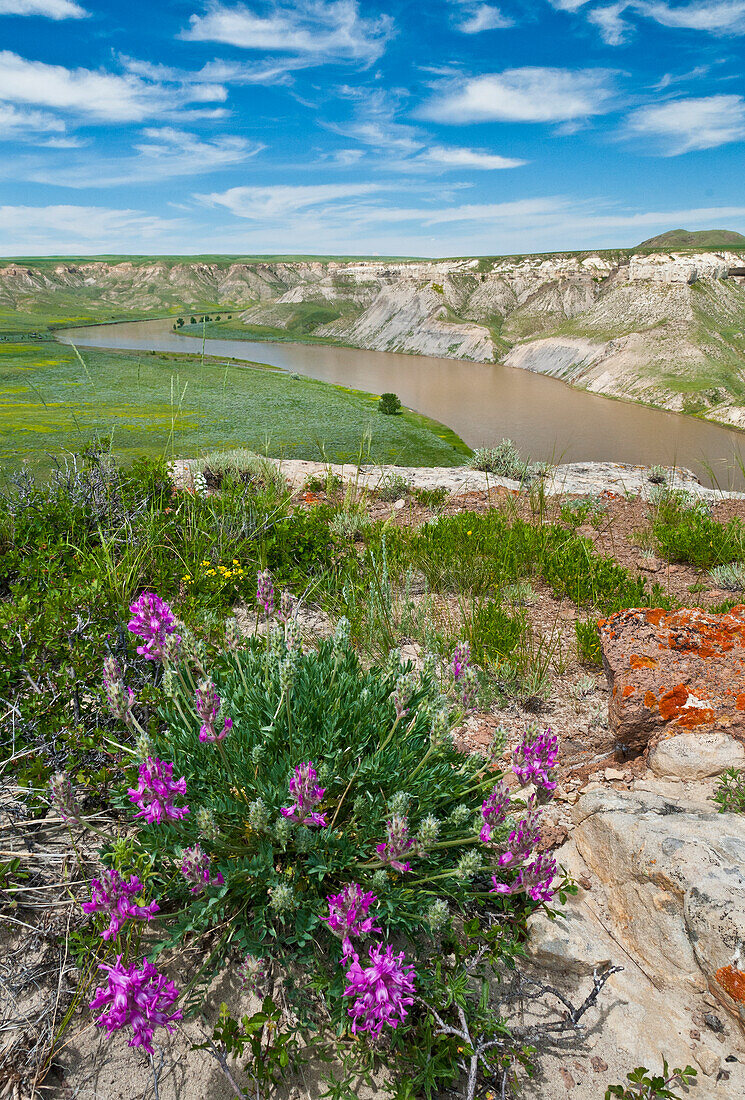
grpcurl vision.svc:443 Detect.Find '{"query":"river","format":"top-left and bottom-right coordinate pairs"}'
top-left (58, 318), bottom-right (745, 490)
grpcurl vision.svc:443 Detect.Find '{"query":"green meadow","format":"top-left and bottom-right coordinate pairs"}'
top-left (0, 336), bottom-right (469, 473)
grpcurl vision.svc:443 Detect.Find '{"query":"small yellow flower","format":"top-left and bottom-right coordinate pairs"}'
top-left (466, 530), bottom-right (472, 535)
top-left (232, 559), bottom-right (240, 565)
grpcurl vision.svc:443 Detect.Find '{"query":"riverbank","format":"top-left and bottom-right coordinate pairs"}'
top-left (58, 318), bottom-right (745, 490)
top-left (0, 339), bottom-right (468, 473)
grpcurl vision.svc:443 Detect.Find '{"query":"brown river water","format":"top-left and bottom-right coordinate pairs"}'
top-left (58, 318), bottom-right (745, 490)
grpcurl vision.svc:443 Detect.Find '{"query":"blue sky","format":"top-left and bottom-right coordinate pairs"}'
top-left (0, 0), bottom-right (744, 256)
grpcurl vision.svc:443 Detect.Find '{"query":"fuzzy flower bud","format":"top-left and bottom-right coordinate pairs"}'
top-left (196, 806), bottom-right (219, 843)
top-left (273, 816), bottom-right (293, 846)
top-left (387, 791), bottom-right (410, 816)
top-left (247, 798), bottom-right (270, 832)
top-left (392, 671), bottom-right (416, 720)
top-left (269, 882), bottom-right (294, 914)
top-left (256, 569), bottom-right (274, 617)
top-left (179, 844), bottom-right (224, 895)
top-left (416, 814), bottom-right (440, 851)
top-left (455, 848), bottom-right (483, 881)
top-left (224, 618), bottom-right (242, 651)
top-left (426, 898), bottom-right (449, 932)
top-left (430, 706), bottom-right (451, 747)
top-left (49, 772), bottom-right (80, 824)
top-left (333, 616), bottom-right (351, 652)
top-left (102, 657), bottom-right (135, 724)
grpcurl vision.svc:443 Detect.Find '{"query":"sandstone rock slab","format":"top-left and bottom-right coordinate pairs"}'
top-left (599, 606), bottom-right (745, 752)
top-left (649, 731), bottom-right (745, 779)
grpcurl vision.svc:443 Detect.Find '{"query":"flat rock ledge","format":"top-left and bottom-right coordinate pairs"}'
top-left (600, 606), bottom-right (745, 755)
top-left (527, 785), bottom-right (745, 1095)
top-left (172, 457), bottom-right (745, 501)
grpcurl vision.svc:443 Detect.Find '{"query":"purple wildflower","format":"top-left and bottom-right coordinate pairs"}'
top-left (127, 592), bottom-right (180, 662)
top-left (343, 943), bottom-right (416, 1037)
top-left (89, 956), bottom-right (182, 1054)
top-left (493, 810), bottom-right (542, 869)
top-left (280, 761), bottom-right (327, 826)
top-left (512, 728), bottom-right (559, 791)
top-left (256, 569), bottom-right (274, 617)
top-left (480, 780), bottom-right (512, 845)
top-left (277, 589), bottom-right (295, 623)
top-left (103, 656), bottom-right (135, 724)
top-left (127, 757), bottom-right (189, 824)
top-left (451, 641), bottom-right (470, 682)
top-left (491, 851), bottom-right (557, 904)
top-left (49, 772), bottom-right (80, 824)
top-left (321, 884), bottom-right (381, 954)
top-left (179, 844), bottom-right (224, 895)
top-left (194, 680), bottom-right (232, 743)
top-left (81, 869), bottom-right (159, 941)
top-left (376, 814), bottom-right (414, 873)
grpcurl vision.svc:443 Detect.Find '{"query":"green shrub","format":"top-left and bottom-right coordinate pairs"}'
top-left (650, 490), bottom-right (745, 567)
top-left (576, 620), bottom-right (603, 666)
top-left (376, 472), bottom-right (411, 501)
top-left (378, 392), bottom-right (402, 415)
top-left (712, 767), bottom-right (745, 813)
top-left (469, 601), bottom-right (527, 666)
top-left (468, 440), bottom-right (538, 481)
top-left (709, 561), bottom-right (745, 591)
top-left (412, 485), bottom-right (449, 511)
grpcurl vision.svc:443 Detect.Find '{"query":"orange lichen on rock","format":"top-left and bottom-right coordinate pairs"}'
top-left (599, 606), bottom-right (745, 751)
top-left (629, 651), bottom-right (655, 668)
top-left (716, 965), bottom-right (745, 1004)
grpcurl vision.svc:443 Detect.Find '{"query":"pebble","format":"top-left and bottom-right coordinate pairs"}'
top-left (604, 767), bottom-right (626, 781)
top-left (693, 1048), bottom-right (721, 1076)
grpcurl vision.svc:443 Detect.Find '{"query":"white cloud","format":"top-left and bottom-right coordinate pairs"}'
top-left (640, 0), bottom-right (745, 33)
top-left (19, 128), bottom-right (263, 188)
top-left (557, 0), bottom-right (745, 44)
top-left (199, 182), bottom-right (386, 219)
top-left (182, 1), bottom-right (394, 64)
top-left (0, 102), bottom-right (66, 137)
top-left (625, 95), bottom-right (745, 154)
top-left (0, 51), bottom-right (226, 123)
top-left (416, 145), bottom-right (526, 169)
top-left (456, 4), bottom-right (513, 33)
top-left (587, 2), bottom-right (630, 44)
top-left (0, 0), bottom-right (86, 17)
top-left (0, 204), bottom-right (179, 253)
top-left (419, 67), bottom-right (615, 124)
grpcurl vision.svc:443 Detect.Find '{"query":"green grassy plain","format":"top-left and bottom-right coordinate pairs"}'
top-left (0, 336), bottom-right (469, 473)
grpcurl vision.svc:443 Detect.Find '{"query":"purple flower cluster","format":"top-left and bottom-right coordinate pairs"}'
top-left (127, 592), bottom-right (180, 663)
top-left (376, 814), bottom-right (415, 873)
top-left (82, 869), bottom-right (159, 941)
top-left (127, 757), bottom-right (189, 824)
top-left (179, 844), bottom-right (224, 895)
top-left (479, 780), bottom-right (511, 844)
top-left (256, 569), bottom-right (275, 616)
top-left (512, 727), bottom-right (559, 791)
top-left (493, 808), bottom-right (542, 868)
top-left (343, 943), bottom-right (416, 1037)
top-left (195, 680), bottom-right (232, 743)
top-left (321, 883), bottom-right (381, 954)
top-left (89, 956), bottom-right (182, 1053)
top-left (281, 761), bottom-right (327, 827)
top-left (451, 640), bottom-right (477, 711)
top-left (102, 656), bottom-right (135, 724)
top-left (491, 851), bottom-right (558, 904)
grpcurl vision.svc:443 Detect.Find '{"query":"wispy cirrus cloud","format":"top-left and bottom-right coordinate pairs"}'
top-left (624, 94), bottom-right (745, 154)
top-left (0, 0), bottom-right (87, 17)
top-left (552, 0), bottom-right (745, 45)
top-left (419, 67), bottom-right (615, 124)
top-left (0, 51), bottom-right (227, 125)
top-left (0, 204), bottom-right (179, 253)
top-left (182, 1), bottom-right (394, 65)
top-left (451, 3), bottom-right (513, 33)
top-left (14, 128), bottom-right (264, 187)
top-left (198, 181), bottom-right (387, 219)
top-left (0, 102), bottom-right (67, 138)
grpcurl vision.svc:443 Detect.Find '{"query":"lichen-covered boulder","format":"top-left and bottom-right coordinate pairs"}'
top-left (599, 606), bottom-right (745, 753)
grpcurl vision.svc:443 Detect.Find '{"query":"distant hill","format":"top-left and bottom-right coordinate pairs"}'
top-left (636, 228), bottom-right (745, 249)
